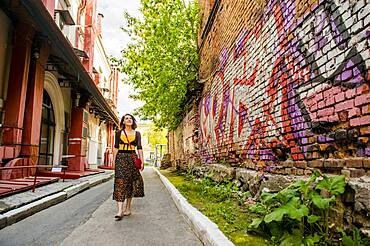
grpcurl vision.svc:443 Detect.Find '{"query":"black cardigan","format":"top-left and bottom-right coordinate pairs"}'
top-left (114, 130), bottom-right (143, 150)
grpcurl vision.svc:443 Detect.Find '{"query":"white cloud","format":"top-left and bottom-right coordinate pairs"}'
top-left (97, 0), bottom-right (144, 121)
top-left (117, 82), bottom-right (144, 117)
top-left (97, 0), bottom-right (141, 57)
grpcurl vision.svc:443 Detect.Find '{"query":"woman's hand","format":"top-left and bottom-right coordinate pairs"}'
top-left (140, 157), bottom-right (144, 172)
top-left (138, 150), bottom-right (144, 172)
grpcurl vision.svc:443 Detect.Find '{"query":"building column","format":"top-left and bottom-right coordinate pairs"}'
top-left (68, 106), bottom-right (88, 171)
top-left (82, 0), bottom-right (97, 74)
top-left (21, 39), bottom-right (51, 166)
top-left (2, 22), bottom-right (35, 158)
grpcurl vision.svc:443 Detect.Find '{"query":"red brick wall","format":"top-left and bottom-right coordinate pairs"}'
top-left (191, 0), bottom-right (370, 176)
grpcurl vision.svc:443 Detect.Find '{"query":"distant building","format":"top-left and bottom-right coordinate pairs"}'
top-left (137, 123), bottom-right (154, 163)
top-left (0, 0), bottom-right (119, 179)
top-left (138, 123), bottom-right (167, 165)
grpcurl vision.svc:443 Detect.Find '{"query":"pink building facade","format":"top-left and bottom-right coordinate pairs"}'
top-left (0, 0), bottom-right (119, 180)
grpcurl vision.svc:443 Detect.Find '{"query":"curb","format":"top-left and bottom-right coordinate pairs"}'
top-left (0, 172), bottom-right (114, 230)
top-left (89, 173), bottom-right (114, 187)
top-left (64, 181), bottom-right (90, 198)
top-left (3, 192), bottom-right (67, 227)
top-left (153, 168), bottom-right (234, 246)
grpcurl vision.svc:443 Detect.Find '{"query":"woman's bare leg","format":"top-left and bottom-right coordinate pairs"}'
top-left (116, 201), bottom-right (124, 216)
top-left (124, 198), bottom-right (132, 215)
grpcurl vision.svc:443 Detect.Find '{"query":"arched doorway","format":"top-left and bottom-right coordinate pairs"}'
top-left (39, 90), bottom-right (55, 164)
top-left (44, 71), bottom-right (65, 165)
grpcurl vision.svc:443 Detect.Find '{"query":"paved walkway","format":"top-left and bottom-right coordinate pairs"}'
top-left (60, 167), bottom-right (202, 246)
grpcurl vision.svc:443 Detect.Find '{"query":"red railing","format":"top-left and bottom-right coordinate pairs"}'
top-left (0, 165), bottom-right (68, 192)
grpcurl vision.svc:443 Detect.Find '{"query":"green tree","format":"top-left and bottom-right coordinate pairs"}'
top-left (143, 125), bottom-right (168, 151)
top-left (119, 0), bottom-right (200, 129)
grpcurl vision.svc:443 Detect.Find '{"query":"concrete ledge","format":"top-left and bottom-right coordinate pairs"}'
top-left (89, 173), bottom-right (114, 187)
top-left (0, 214), bottom-right (7, 230)
top-left (64, 181), bottom-right (90, 198)
top-left (3, 192), bottom-right (67, 227)
top-left (154, 168), bottom-right (234, 246)
top-left (89, 177), bottom-right (105, 187)
top-left (103, 173), bottom-right (114, 182)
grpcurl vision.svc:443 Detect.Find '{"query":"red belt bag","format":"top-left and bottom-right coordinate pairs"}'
top-left (123, 129), bottom-right (142, 170)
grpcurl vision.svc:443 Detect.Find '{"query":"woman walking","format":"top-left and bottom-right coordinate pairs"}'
top-left (113, 114), bottom-right (144, 220)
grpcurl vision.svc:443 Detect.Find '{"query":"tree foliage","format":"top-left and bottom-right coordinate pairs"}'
top-left (143, 124), bottom-right (168, 151)
top-left (119, 0), bottom-right (200, 129)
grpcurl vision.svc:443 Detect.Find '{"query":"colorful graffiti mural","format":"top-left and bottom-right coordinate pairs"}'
top-left (199, 0), bottom-right (370, 165)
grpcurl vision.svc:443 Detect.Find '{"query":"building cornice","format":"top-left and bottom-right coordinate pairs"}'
top-left (199, 0), bottom-right (221, 53)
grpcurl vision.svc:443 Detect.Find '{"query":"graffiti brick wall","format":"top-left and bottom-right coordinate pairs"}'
top-left (195, 0), bottom-right (370, 176)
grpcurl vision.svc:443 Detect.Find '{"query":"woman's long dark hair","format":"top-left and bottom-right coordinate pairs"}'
top-left (120, 114), bottom-right (137, 130)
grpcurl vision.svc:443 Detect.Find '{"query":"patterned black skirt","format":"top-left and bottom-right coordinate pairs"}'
top-left (113, 152), bottom-right (144, 202)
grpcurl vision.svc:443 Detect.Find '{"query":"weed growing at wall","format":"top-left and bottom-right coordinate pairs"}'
top-left (247, 170), bottom-right (369, 245)
top-left (340, 228), bottom-right (367, 246)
